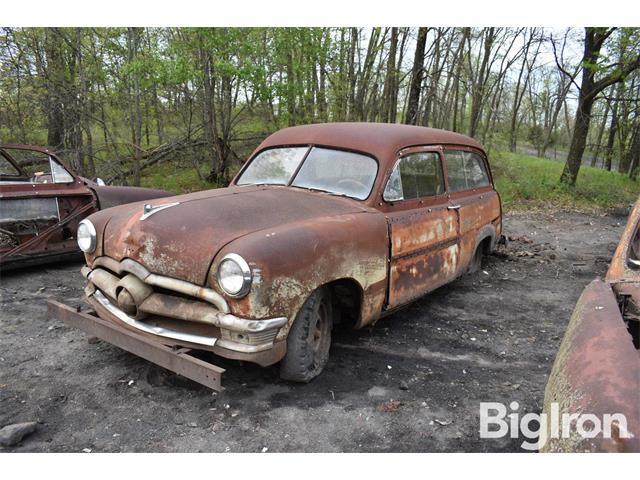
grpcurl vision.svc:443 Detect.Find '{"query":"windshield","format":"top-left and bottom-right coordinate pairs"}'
top-left (237, 146), bottom-right (378, 200)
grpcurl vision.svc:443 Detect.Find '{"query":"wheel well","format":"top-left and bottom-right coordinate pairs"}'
top-left (322, 278), bottom-right (363, 329)
top-left (477, 235), bottom-right (493, 255)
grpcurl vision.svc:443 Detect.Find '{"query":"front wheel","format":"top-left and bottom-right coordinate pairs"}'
top-left (280, 287), bottom-right (333, 383)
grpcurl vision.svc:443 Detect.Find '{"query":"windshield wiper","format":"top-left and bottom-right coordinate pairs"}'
top-left (244, 182), bottom-right (282, 186)
top-left (290, 185), bottom-right (352, 198)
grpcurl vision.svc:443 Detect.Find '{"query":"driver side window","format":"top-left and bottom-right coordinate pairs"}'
top-left (383, 152), bottom-right (444, 202)
top-left (8, 149), bottom-right (74, 184)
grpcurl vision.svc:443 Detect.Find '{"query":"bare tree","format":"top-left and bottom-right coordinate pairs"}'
top-left (404, 27), bottom-right (428, 125)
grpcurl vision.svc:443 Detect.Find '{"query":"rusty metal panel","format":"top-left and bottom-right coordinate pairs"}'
top-left (100, 187), bottom-right (377, 285)
top-left (389, 242), bottom-right (459, 306)
top-left (389, 208), bottom-right (457, 257)
top-left (47, 299), bottom-right (225, 391)
top-left (542, 279), bottom-right (640, 452)
top-left (387, 206), bottom-right (459, 306)
top-left (216, 210), bottom-right (390, 329)
top-left (457, 192), bottom-right (500, 236)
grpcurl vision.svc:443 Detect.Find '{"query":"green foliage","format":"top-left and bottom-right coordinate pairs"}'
top-left (492, 151), bottom-right (640, 212)
top-left (140, 162), bottom-right (219, 193)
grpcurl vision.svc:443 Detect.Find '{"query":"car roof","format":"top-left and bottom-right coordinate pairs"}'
top-left (256, 122), bottom-right (485, 164)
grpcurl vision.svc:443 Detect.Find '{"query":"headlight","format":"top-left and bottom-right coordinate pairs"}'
top-left (217, 253), bottom-right (252, 298)
top-left (77, 219), bottom-right (97, 253)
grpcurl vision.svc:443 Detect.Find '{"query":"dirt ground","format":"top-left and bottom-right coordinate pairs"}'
top-left (0, 210), bottom-right (629, 452)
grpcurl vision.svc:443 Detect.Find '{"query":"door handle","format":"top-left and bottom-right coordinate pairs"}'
top-left (448, 204), bottom-right (461, 210)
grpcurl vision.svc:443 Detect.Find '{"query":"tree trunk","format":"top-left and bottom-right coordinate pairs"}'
top-left (628, 122), bottom-right (640, 180)
top-left (127, 27), bottom-right (143, 186)
top-left (381, 27), bottom-right (398, 123)
top-left (469, 28), bottom-right (496, 138)
top-left (44, 30), bottom-right (65, 149)
top-left (561, 89), bottom-right (596, 185)
top-left (347, 28), bottom-right (358, 120)
top-left (604, 89), bottom-right (621, 171)
top-left (560, 27), bottom-right (640, 185)
top-left (404, 27), bottom-right (428, 125)
top-left (591, 97), bottom-right (611, 167)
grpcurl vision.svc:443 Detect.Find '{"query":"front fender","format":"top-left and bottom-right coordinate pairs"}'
top-left (209, 211), bottom-right (389, 334)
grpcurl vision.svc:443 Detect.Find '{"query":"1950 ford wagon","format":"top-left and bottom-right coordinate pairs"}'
top-left (72, 123), bottom-right (502, 382)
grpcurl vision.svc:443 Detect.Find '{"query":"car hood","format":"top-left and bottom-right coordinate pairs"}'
top-left (100, 185), bottom-right (371, 285)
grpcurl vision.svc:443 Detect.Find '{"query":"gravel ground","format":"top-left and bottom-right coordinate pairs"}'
top-left (0, 210), bottom-right (628, 452)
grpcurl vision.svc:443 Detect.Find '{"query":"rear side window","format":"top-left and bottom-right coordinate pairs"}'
top-left (445, 151), bottom-right (490, 192)
top-left (383, 152), bottom-right (443, 202)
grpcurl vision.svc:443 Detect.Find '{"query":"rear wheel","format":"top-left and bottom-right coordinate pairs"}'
top-left (280, 287), bottom-right (333, 383)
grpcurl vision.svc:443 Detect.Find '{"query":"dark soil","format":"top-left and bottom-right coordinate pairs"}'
top-left (0, 210), bottom-right (627, 452)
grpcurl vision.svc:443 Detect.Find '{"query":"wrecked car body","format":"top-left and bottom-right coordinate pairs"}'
top-left (0, 144), bottom-right (171, 269)
top-left (54, 123), bottom-right (503, 386)
top-left (542, 199), bottom-right (640, 452)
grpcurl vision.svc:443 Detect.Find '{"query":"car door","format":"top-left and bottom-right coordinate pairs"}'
top-left (443, 148), bottom-right (501, 272)
top-left (0, 147), bottom-right (96, 264)
top-left (384, 147), bottom-right (460, 307)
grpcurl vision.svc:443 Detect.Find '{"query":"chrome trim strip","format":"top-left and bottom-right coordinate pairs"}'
top-left (146, 273), bottom-right (229, 313)
top-left (217, 314), bottom-right (288, 333)
top-left (91, 290), bottom-right (282, 353)
top-left (90, 256), bottom-right (229, 313)
top-left (140, 202), bottom-right (180, 220)
top-left (93, 290), bottom-right (217, 347)
top-left (215, 338), bottom-right (276, 353)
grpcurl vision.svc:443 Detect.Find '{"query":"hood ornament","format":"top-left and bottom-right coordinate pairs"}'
top-left (140, 202), bottom-right (180, 220)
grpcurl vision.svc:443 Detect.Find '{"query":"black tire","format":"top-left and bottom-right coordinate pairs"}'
top-left (280, 287), bottom-right (333, 383)
top-left (468, 244), bottom-right (484, 274)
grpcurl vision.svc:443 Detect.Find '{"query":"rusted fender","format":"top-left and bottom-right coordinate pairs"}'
top-left (542, 278), bottom-right (640, 452)
top-left (213, 211), bottom-right (389, 333)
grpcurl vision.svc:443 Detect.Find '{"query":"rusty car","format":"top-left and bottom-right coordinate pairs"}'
top-left (0, 144), bottom-right (171, 270)
top-left (542, 198), bottom-right (640, 452)
top-left (55, 123), bottom-right (503, 385)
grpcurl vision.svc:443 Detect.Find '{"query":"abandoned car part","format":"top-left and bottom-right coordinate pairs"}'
top-left (542, 198), bottom-right (640, 453)
top-left (47, 299), bottom-right (225, 391)
top-left (56, 123), bottom-right (502, 383)
top-left (0, 144), bottom-right (171, 270)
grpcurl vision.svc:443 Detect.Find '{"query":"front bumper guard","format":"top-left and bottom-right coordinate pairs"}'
top-left (90, 289), bottom-right (287, 353)
top-left (82, 258), bottom-right (287, 354)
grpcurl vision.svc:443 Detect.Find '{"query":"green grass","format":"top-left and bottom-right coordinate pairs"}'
top-left (140, 162), bottom-right (219, 193)
top-left (491, 151), bottom-right (640, 213)
top-left (140, 151), bottom-right (640, 213)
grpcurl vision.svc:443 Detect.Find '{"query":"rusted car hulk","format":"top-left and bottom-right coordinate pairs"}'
top-left (542, 198), bottom-right (640, 452)
top-left (74, 123), bottom-right (503, 383)
top-left (0, 144), bottom-right (170, 269)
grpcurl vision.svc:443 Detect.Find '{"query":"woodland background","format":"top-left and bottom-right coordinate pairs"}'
top-left (1, 27), bottom-right (639, 209)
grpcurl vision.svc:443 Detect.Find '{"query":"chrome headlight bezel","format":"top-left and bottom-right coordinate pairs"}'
top-left (217, 253), bottom-right (252, 298)
top-left (77, 219), bottom-right (97, 253)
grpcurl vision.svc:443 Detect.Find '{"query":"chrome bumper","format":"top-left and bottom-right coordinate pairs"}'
top-left (84, 258), bottom-right (288, 354)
